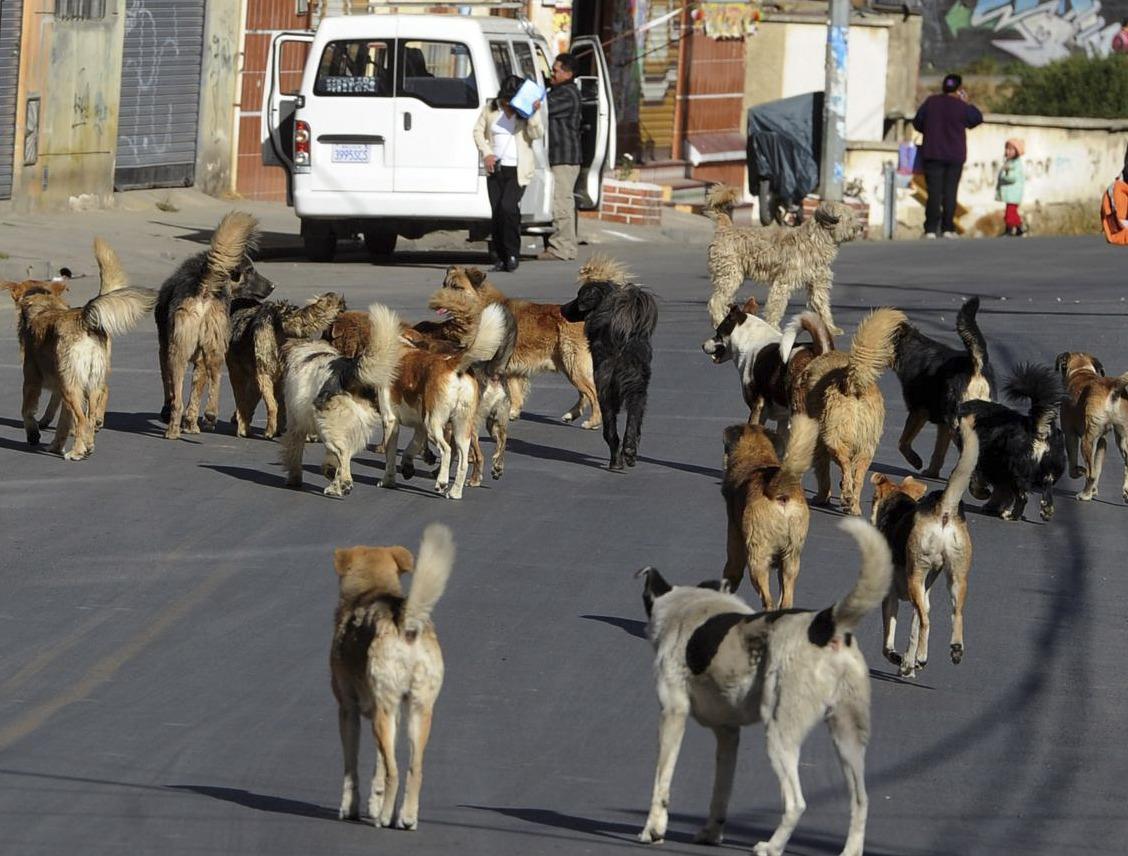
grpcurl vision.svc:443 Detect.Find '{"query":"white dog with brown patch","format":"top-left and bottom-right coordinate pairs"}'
top-left (636, 517), bottom-right (891, 856)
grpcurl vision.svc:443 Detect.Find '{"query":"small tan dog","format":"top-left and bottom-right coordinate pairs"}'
top-left (440, 265), bottom-right (601, 428)
top-left (1055, 351), bottom-right (1128, 502)
top-left (705, 184), bottom-right (860, 333)
top-left (5, 239), bottom-right (156, 459)
top-left (787, 307), bottom-right (907, 515)
top-left (721, 415), bottom-right (817, 608)
top-left (331, 523), bottom-right (454, 830)
top-left (870, 415), bottom-right (978, 678)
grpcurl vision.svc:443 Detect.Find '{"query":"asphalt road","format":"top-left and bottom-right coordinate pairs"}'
top-left (2, 232), bottom-right (1127, 856)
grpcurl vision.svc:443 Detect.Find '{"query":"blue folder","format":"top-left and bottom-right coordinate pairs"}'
top-left (510, 78), bottom-right (545, 119)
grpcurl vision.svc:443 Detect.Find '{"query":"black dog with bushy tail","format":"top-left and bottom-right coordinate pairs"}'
top-left (957, 362), bottom-right (1066, 521)
top-left (561, 257), bottom-right (658, 470)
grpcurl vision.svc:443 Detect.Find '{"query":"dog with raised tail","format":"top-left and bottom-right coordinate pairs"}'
top-left (870, 414), bottom-right (978, 678)
top-left (891, 296), bottom-right (995, 477)
top-left (787, 307), bottom-right (907, 515)
top-left (6, 238), bottom-right (156, 460)
top-left (1055, 351), bottom-right (1128, 502)
top-left (331, 522), bottom-right (454, 830)
top-left (636, 516), bottom-right (891, 856)
top-left (957, 363), bottom-right (1066, 521)
top-left (721, 414), bottom-right (818, 607)
top-left (381, 302), bottom-right (508, 500)
top-left (705, 183), bottom-right (859, 334)
top-left (281, 303), bottom-right (402, 498)
top-left (155, 211), bottom-right (275, 439)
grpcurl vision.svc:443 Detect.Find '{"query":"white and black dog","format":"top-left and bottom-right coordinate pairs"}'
top-left (636, 517), bottom-right (891, 856)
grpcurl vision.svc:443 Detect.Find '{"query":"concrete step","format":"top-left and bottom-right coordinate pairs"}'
top-left (636, 159), bottom-right (690, 183)
top-left (663, 177), bottom-right (710, 206)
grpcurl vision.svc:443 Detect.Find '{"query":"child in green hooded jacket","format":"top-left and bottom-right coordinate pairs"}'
top-left (996, 138), bottom-right (1026, 236)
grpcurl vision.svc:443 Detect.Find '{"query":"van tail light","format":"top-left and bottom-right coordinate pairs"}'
top-left (294, 120), bottom-right (311, 171)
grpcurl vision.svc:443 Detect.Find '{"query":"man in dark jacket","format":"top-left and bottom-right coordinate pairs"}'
top-left (539, 52), bottom-right (583, 261)
top-left (913, 73), bottom-right (983, 238)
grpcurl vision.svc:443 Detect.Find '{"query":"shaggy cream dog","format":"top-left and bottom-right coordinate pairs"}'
top-left (705, 185), bottom-right (860, 334)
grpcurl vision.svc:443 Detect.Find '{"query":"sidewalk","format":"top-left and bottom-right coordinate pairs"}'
top-left (0, 188), bottom-right (715, 285)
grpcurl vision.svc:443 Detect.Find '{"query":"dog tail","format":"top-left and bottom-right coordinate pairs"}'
top-left (779, 311), bottom-right (835, 364)
top-left (456, 302), bottom-right (507, 372)
top-left (81, 287), bottom-right (159, 337)
top-left (770, 414), bottom-right (818, 494)
top-left (941, 414), bottom-right (979, 518)
top-left (202, 211), bottom-right (259, 294)
top-left (609, 284), bottom-right (659, 341)
top-left (578, 254), bottom-right (632, 286)
top-left (1004, 362), bottom-right (1065, 439)
top-left (93, 238), bottom-right (128, 294)
top-left (706, 184), bottom-right (739, 228)
top-left (830, 517), bottom-right (893, 634)
top-left (357, 303), bottom-right (403, 390)
top-left (846, 307), bottom-right (905, 395)
top-left (1111, 371), bottom-right (1128, 400)
top-left (402, 523), bottom-right (455, 641)
top-left (280, 293), bottom-right (344, 338)
top-left (955, 296), bottom-right (990, 377)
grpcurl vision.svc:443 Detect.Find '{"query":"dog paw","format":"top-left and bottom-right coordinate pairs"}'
top-left (402, 461), bottom-right (415, 481)
top-left (159, 405), bottom-right (172, 424)
top-left (1070, 466), bottom-right (1086, 479)
top-left (694, 823), bottom-right (724, 845)
top-left (623, 448), bottom-right (638, 467)
top-left (164, 426), bottom-right (181, 441)
top-left (920, 466), bottom-right (942, 479)
top-left (94, 419), bottom-right (104, 432)
top-left (200, 415), bottom-right (217, 432)
top-left (285, 476), bottom-right (303, 489)
top-left (446, 486), bottom-right (463, 500)
top-left (181, 419), bottom-right (201, 434)
top-left (509, 409), bottom-right (522, 422)
top-left (950, 643), bottom-right (964, 664)
top-left (380, 477), bottom-right (396, 489)
top-left (323, 482), bottom-right (350, 498)
top-left (1039, 502), bottom-right (1054, 521)
top-left (581, 419), bottom-right (601, 430)
top-left (397, 816), bottom-right (418, 831)
top-left (638, 826), bottom-right (664, 844)
top-left (900, 447), bottom-right (924, 471)
top-left (1076, 490), bottom-right (1094, 501)
top-left (377, 810), bottom-right (396, 828)
top-left (338, 804), bottom-right (359, 821)
top-left (609, 457), bottom-right (625, 471)
top-left (884, 649), bottom-right (902, 666)
top-left (898, 661), bottom-right (917, 679)
top-left (753, 842), bottom-right (782, 856)
top-left (1122, 487), bottom-right (1128, 504)
top-left (64, 448), bottom-right (87, 462)
top-left (560, 410), bottom-right (576, 423)
top-left (26, 429), bottom-right (41, 447)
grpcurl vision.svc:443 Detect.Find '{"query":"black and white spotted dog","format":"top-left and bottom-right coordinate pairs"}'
top-left (635, 518), bottom-right (891, 856)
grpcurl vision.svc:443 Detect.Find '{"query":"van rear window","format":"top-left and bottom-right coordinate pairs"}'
top-left (397, 40), bottom-right (477, 109)
top-left (314, 40), bottom-right (393, 97)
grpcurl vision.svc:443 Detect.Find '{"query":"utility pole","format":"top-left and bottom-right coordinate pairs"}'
top-left (820, 0), bottom-right (849, 201)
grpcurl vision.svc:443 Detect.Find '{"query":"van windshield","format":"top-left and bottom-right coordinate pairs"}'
top-left (314, 40), bottom-right (393, 96)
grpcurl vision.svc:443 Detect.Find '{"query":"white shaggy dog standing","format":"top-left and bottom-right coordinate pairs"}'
top-left (281, 303), bottom-right (401, 497)
top-left (636, 517), bottom-right (891, 856)
top-left (705, 185), bottom-right (860, 334)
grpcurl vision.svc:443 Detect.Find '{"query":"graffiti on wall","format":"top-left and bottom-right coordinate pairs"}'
top-left (926, 0), bottom-right (1127, 67)
top-left (118, 0), bottom-right (179, 160)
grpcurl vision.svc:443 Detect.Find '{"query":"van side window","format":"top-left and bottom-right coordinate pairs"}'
top-left (489, 41), bottom-right (513, 81)
top-left (397, 40), bottom-right (478, 109)
top-left (533, 44), bottom-right (552, 81)
top-left (512, 41), bottom-right (537, 81)
top-left (314, 40), bottom-right (393, 96)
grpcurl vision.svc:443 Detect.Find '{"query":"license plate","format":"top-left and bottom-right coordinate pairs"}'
top-left (332, 144), bottom-right (369, 163)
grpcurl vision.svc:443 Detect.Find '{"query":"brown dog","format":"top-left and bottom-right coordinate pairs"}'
top-left (440, 265), bottom-right (601, 429)
top-left (1056, 351), bottom-right (1128, 502)
top-left (788, 307), bottom-right (907, 515)
top-left (721, 414), bottom-right (817, 608)
top-left (227, 292), bottom-right (346, 438)
top-left (5, 240), bottom-right (156, 459)
top-left (331, 523), bottom-right (454, 829)
top-left (870, 414), bottom-right (977, 678)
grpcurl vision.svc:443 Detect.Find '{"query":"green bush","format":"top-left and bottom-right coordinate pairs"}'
top-left (996, 54), bottom-right (1128, 119)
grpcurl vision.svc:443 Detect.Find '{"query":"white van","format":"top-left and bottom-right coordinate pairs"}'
top-left (261, 15), bottom-right (616, 261)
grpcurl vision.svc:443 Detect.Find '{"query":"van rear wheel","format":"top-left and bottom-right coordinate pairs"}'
top-left (301, 220), bottom-right (337, 263)
top-left (363, 229), bottom-right (397, 259)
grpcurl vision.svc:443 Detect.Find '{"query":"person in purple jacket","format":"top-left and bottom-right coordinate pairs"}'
top-left (912, 73), bottom-right (984, 238)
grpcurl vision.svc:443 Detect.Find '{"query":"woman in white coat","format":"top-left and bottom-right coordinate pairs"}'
top-left (473, 74), bottom-right (543, 272)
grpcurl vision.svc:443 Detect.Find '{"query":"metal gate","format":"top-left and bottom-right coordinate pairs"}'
top-left (115, 0), bottom-right (205, 190)
top-left (0, 0), bottom-right (22, 200)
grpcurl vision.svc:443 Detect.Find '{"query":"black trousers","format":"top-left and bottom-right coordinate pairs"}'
top-left (923, 159), bottom-right (963, 235)
top-left (487, 166), bottom-right (524, 261)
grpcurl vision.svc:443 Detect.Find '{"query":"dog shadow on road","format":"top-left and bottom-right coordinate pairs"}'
top-left (580, 614), bottom-right (647, 639)
top-left (169, 785), bottom-right (337, 821)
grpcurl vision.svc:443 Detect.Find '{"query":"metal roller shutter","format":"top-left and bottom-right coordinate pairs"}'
top-left (0, 0), bottom-right (22, 200)
top-left (115, 0), bottom-right (205, 189)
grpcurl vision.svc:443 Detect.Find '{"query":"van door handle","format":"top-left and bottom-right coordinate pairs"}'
top-left (403, 112), bottom-right (412, 131)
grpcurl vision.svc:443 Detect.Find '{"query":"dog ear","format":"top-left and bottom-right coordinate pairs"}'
top-left (814, 205), bottom-right (841, 227)
top-left (388, 546), bottom-right (415, 574)
top-left (870, 472), bottom-right (889, 486)
top-left (741, 296), bottom-right (760, 315)
top-left (902, 477), bottom-right (929, 501)
top-left (1053, 352), bottom-right (1070, 376)
top-left (467, 267), bottom-right (488, 288)
top-left (49, 281), bottom-right (68, 297)
top-left (727, 303), bottom-right (747, 323)
top-left (333, 548), bottom-right (353, 577)
top-left (1092, 356), bottom-right (1106, 377)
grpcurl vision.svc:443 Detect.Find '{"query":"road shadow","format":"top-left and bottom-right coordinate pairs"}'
top-left (199, 464), bottom-right (288, 489)
top-left (580, 614), bottom-right (647, 640)
top-left (868, 668), bottom-right (935, 690)
top-left (505, 437), bottom-right (606, 470)
top-left (169, 785), bottom-right (337, 821)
